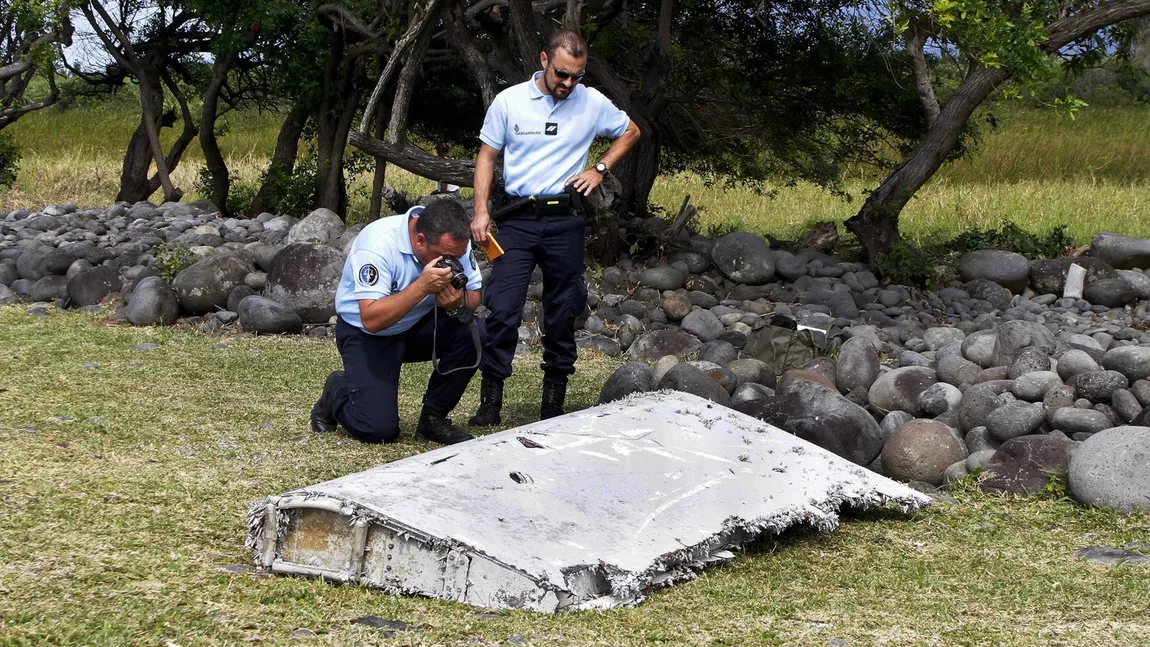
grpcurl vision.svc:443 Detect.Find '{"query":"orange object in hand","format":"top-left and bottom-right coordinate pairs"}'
top-left (482, 233), bottom-right (505, 260)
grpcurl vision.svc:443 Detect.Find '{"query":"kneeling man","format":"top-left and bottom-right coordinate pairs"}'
top-left (310, 199), bottom-right (484, 445)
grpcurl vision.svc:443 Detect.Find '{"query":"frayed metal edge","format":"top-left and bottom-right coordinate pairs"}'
top-left (578, 486), bottom-right (930, 608)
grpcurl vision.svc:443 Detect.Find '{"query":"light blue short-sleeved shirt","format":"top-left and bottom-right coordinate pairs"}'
top-left (479, 72), bottom-right (631, 197)
top-left (335, 206), bottom-right (482, 336)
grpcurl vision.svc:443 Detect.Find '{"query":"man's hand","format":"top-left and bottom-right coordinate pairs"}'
top-left (565, 168), bottom-right (604, 196)
top-left (435, 284), bottom-right (464, 310)
top-left (417, 256), bottom-right (453, 295)
top-left (471, 209), bottom-right (491, 244)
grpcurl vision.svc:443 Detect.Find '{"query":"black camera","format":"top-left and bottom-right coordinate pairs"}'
top-left (436, 255), bottom-right (468, 290)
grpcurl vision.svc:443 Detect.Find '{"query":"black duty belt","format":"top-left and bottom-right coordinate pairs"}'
top-left (492, 188), bottom-right (586, 222)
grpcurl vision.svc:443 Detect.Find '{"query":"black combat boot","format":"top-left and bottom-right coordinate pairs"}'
top-left (540, 381), bottom-right (567, 420)
top-left (309, 370), bottom-right (344, 432)
top-left (416, 410), bottom-right (475, 445)
top-left (468, 376), bottom-right (504, 426)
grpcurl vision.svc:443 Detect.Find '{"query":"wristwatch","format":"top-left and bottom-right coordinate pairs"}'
top-left (594, 162), bottom-right (608, 174)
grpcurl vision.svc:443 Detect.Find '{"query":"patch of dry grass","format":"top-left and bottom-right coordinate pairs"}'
top-left (2, 105), bottom-right (1147, 246)
top-left (1, 307), bottom-right (1149, 645)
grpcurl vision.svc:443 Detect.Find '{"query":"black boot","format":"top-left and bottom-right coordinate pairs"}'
top-left (416, 410), bottom-right (475, 445)
top-left (310, 370), bottom-right (344, 432)
top-left (468, 376), bottom-right (504, 427)
top-left (540, 381), bottom-right (567, 420)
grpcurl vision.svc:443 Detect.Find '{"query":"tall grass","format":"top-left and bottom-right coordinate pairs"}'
top-left (2, 102), bottom-right (1147, 244)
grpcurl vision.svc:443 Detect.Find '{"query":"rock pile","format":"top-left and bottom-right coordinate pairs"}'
top-left (4, 200), bottom-right (1150, 513)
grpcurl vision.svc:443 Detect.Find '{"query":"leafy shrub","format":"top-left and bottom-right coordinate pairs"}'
top-left (0, 133), bottom-right (21, 191)
top-left (152, 241), bottom-right (193, 283)
top-left (948, 220), bottom-right (1074, 259)
top-left (255, 155), bottom-right (318, 218)
top-left (873, 242), bottom-right (943, 288)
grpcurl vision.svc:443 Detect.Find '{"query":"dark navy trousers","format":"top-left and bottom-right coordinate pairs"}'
top-left (481, 209), bottom-right (587, 384)
top-left (331, 312), bottom-right (485, 443)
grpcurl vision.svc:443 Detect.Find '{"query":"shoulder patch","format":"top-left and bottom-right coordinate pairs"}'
top-left (469, 251), bottom-right (477, 271)
top-left (358, 264), bottom-right (379, 286)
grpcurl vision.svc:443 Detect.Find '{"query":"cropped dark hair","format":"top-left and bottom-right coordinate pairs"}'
top-left (415, 199), bottom-right (470, 245)
top-left (546, 29), bottom-right (587, 59)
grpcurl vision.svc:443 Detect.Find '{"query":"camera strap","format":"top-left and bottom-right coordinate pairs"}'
top-left (431, 306), bottom-right (482, 376)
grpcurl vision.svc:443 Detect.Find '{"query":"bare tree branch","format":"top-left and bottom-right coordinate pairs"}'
top-left (359, 0), bottom-right (446, 134)
top-left (350, 131), bottom-right (502, 186)
top-left (507, 0), bottom-right (541, 74)
top-left (563, 0), bottom-right (584, 30)
top-left (446, 0), bottom-right (497, 107)
top-left (317, 4), bottom-right (380, 38)
top-left (386, 4), bottom-right (439, 145)
top-left (904, 22), bottom-right (940, 127)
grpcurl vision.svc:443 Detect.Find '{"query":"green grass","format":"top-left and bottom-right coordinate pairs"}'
top-left (2, 103), bottom-right (1147, 245)
top-left (2, 307), bottom-right (1150, 645)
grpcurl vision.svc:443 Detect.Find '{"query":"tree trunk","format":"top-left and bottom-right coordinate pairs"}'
top-left (369, 102), bottom-right (388, 222)
top-left (200, 55), bottom-right (233, 215)
top-left (136, 64), bottom-right (181, 202)
top-left (845, 66), bottom-right (1010, 261)
top-left (200, 28), bottom-right (254, 217)
top-left (614, 116), bottom-right (659, 216)
top-left (145, 73), bottom-right (197, 199)
top-left (314, 26), bottom-right (362, 218)
top-left (251, 99), bottom-right (309, 216)
top-left (116, 68), bottom-right (168, 203)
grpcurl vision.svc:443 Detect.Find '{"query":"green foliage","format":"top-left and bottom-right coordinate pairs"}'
top-left (703, 221), bottom-right (740, 240)
top-left (194, 166), bottom-right (258, 216)
top-left (876, 220), bottom-right (1076, 285)
top-left (948, 220), bottom-right (1074, 259)
top-left (255, 155), bottom-right (318, 217)
top-left (1038, 473), bottom-right (1071, 501)
top-left (0, 133), bottom-right (20, 191)
top-left (151, 241), bottom-right (193, 283)
top-left (873, 242), bottom-right (944, 287)
top-left (595, 0), bottom-right (927, 196)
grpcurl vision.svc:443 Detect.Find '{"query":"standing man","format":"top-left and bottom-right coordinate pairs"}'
top-left (310, 199), bottom-right (484, 445)
top-left (469, 30), bottom-right (641, 425)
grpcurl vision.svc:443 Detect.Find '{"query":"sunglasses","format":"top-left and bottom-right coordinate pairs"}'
top-left (551, 66), bottom-right (585, 82)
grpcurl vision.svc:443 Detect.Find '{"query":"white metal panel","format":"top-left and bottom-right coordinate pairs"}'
top-left (248, 391), bottom-right (929, 611)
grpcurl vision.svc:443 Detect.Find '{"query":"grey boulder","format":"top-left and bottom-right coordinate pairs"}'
top-left (237, 296), bottom-right (304, 334)
top-left (868, 366), bottom-right (937, 416)
top-left (738, 380), bottom-right (883, 466)
top-left (981, 435), bottom-right (1075, 496)
top-left (628, 329), bottom-right (703, 362)
top-left (679, 309), bottom-right (724, 342)
top-left (881, 419), bottom-right (968, 486)
top-left (1088, 233), bottom-right (1150, 270)
top-left (1069, 426), bottom-right (1150, 512)
top-left (986, 401), bottom-right (1046, 442)
top-left (1083, 278), bottom-right (1136, 308)
top-left (657, 363), bottom-right (731, 407)
top-left (1075, 370), bottom-right (1129, 404)
top-left (124, 276), bottom-right (180, 326)
top-left (958, 250), bottom-right (1030, 293)
top-left (265, 243), bottom-right (344, 323)
top-left (597, 363), bottom-right (654, 404)
top-left (1102, 346), bottom-right (1150, 383)
top-left (993, 320), bottom-right (1057, 367)
top-left (172, 253), bottom-right (250, 314)
top-left (836, 336), bottom-right (881, 395)
top-left (66, 266), bottom-right (120, 307)
top-left (287, 208), bottom-right (345, 245)
top-left (711, 232), bottom-right (775, 285)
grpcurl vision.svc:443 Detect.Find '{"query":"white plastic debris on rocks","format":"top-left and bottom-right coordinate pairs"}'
top-left (246, 391), bottom-right (930, 612)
